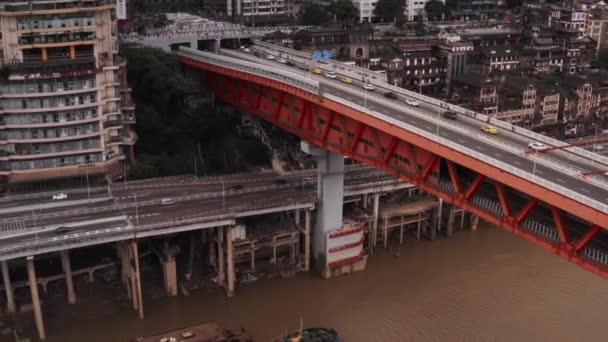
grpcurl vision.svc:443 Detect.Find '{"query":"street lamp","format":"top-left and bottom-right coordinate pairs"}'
top-left (219, 176), bottom-right (225, 209)
top-left (132, 194), bottom-right (139, 228)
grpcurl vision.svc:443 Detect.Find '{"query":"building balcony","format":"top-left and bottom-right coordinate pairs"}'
top-left (6, 56), bottom-right (97, 80)
top-left (1, 0), bottom-right (114, 15)
top-left (3, 147), bottom-right (103, 161)
top-left (106, 135), bottom-right (124, 146)
top-left (103, 118), bottom-right (123, 129)
top-left (3, 131), bottom-right (100, 144)
top-left (0, 85), bottom-right (99, 99)
top-left (0, 101), bottom-right (99, 114)
top-left (124, 113), bottom-right (136, 124)
top-left (2, 116), bottom-right (99, 129)
top-left (123, 132), bottom-right (137, 145)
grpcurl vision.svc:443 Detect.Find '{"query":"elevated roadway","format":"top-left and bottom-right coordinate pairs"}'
top-left (0, 165), bottom-right (411, 260)
top-left (178, 46), bottom-right (608, 277)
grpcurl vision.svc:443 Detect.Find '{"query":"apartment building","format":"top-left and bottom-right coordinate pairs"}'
top-left (228, 0), bottom-right (285, 17)
top-left (0, 0), bottom-right (136, 190)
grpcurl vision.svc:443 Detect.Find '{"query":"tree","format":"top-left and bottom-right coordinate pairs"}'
top-left (327, 0), bottom-right (358, 23)
top-left (598, 48), bottom-right (608, 70)
top-left (424, 0), bottom-right (445, 21)
top-left (121, 47), bottom-right (270, 179)
top-left (300, 4), bottom-right (332, 26)
top-left (374, 0), bottom-right (404, 22)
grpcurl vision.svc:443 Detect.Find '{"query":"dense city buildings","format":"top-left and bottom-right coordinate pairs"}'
top-left (0, 0), bottom-right (136, 191)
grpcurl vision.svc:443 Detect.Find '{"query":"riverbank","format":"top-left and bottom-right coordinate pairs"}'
top-left (3, 225), bottom-right (607, 341)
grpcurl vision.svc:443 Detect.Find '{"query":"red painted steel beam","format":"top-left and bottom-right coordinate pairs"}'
top-left (573, 225), bottom-right (601, 253)
top-left (464, 174), bottom-right (484, 201)
top-left (419, 155), bottom-right (438, 182)
top-left (349, 124), bottom-right (365, 154)
top-left (322, 111), bottom-right (336, 142)
top-left (273, 92), bottom-right (286, 120)
top-left (494, 182), bottom-right (512, 219)
top-left (254, 84), bottom-right (264, 111)
top-left (515, 198), bottom-right (538, 224)
top-left (446, 160), bottom-right (462, 195)
top-left (550, 206), bottom-right (571, 248)
top-left (383, 137), bottom-right (399, 163)
top-left (181, 59), bottom-right (608, 278)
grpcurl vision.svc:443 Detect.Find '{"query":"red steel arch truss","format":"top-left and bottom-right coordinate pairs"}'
top-left (181, 57), bottom-right (608, 279)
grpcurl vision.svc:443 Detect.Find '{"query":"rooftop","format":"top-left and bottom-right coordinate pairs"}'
top-left (455, 71), bottom-right (499, 88)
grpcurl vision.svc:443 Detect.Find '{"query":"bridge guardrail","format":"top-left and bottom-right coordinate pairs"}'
top-left (324, 92), bottom-right (608, 215)
top-left (252, 40), bottom-right (389, 84)
top-left (320, 77), bottom-right (608, 191)
top-left (180, 47), bottom-right (608, 215)
top-left (252, 41), bottom-right (608, 168)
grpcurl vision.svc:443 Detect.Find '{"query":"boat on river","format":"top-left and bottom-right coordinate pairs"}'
top-left (274, 327), bottom-right (339, 342)
top-left (132, 321), bottom-right (251, 342)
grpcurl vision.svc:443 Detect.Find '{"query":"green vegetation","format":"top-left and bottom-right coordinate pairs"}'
top-left (300, 4), bottom-right (332, 26)
top-left (327, 0), bottom-right (359, 23)
top-left (424, 0), bottom-right (445, 20)
top-left (121, 47), bottom-right (269, 179)
top-left (598, 48), bottom-right (608, 70)
top-left (374, 0), bottom-right (405, 23)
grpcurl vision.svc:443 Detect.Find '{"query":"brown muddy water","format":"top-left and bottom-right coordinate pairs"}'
top-left (6, 225), bottom-right (608, 342)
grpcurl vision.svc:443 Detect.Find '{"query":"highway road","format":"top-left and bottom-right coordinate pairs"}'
top-left (0, 165), bottom-right (402, 240)
top-left (221, 47), bottom-right (608, 214)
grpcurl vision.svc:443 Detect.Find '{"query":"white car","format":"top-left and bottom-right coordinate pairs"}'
top-left (405, 99), bottom-right (419, 107)
top-left (52, 193), bottom-right (68, 200)
top-left (277, 58), bottom-right (287, 64)
top-left (324, 71), bottom-right (337, 79)
top-left (527, 142), bottom-right (546, 151)
top-left (362, 83), bottom-right (375, 91)
top-left (265, 54), bottom-right (275, 60)
top-left (243, 48), bottom-right (251, 53)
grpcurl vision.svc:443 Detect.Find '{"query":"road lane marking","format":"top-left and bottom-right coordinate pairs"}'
top-left (581, 188), bottom-right (590, 194)
top-left (457, 138), bottom-right (465, 143)
top-left (536, 170), bottom-right (544, 174)
top-left (476, 146), bottom-right (485, 151)
top-left (513, 160), bottom-right (522, 165)
top-left (494, 153), bottom-right (502, 158)
top-left (556, 178), bottom-right (566, 183)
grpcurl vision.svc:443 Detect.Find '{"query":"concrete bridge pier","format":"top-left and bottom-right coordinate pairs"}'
top-left (226, 226), bottom-right (235, 297)
top-left (60, 250), bottom-right (76, 304)
top-left (26, 256), bottom-right (46, 340)
top-left (1, 260), bottom-right (16, 314)
top-left (301, 141), bottom-right (344, 271)
top-left (161, 243), bottom-right (178, 297)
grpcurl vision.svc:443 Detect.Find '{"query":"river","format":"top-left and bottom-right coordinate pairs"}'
top-left (18, 225), bottom-right (608, 341)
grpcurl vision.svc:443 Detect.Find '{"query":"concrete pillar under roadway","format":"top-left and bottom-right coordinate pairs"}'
top-left (131, 241), bottom-right (144, 319)
top-left (372, 193), bottom-right (380, 254)
top-left (162, 247), bottom-right (178, 297)
top-left (1, 260), bottom-right (16, 314)
top-left (60, 250), bottom-right (76, 304)
top-left (304, 210), bottom-right (311, 272)
top-left (26, 256), bottom-right (46, 340)
top-left (301, 141), bottom-right (344, 270)
top-left (226, 226), bottom-right (235, 297)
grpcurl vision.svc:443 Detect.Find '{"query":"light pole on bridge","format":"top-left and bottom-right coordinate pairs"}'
top-left (219, 176), bottom-right (225, 209)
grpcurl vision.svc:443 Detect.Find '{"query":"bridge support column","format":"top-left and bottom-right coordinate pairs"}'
top-left (304, 209), bottom-right (311, 272)
top-left (26, 256), bottom-right (46, 340)
top-left (226, 226), bottom-right (235, 297)
top-left (60, 250), bottom-right (76, 304)
top-left (446, 205), bottom-right (456, 237)
top-left (301, 142), bottom-right (344, 271)
top-left (208, 229), bottom-right (217, 271)
top-left (131, 241), bottom-right (144, 319)
top-left (117, 242), bottom-right (132, 301)
top-left (161, 246), bottom-right (178, 297)
top-left (371, 193), bottom-right (380, 254)
top-left (471, 215), bottom-right (480, 230)
top-left (1, 260), bottom-right (16, 314)
top-left (295, 209), bottom-right (300, 225)
top-left (362, 194), bottom-right (368, 209)
top-left (217, 227), bottom-right (226, 287)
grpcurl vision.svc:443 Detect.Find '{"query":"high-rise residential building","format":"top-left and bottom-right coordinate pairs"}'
top-left (227, 0), bottom-right (285, 17)
top-left (0, 0), bottom-right (136, 191)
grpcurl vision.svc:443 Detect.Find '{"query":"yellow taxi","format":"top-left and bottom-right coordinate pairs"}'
top-left (481, 125), bottom-right (498, 135)
top-left (341, 77), bottom-right (353, 84)
top-left (310, 67), bottom-right (322, 74)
